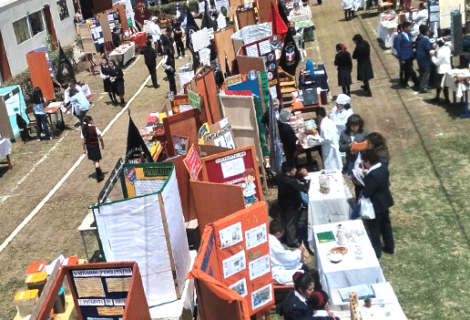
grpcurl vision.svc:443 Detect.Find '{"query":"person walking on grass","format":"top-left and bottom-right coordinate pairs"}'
top-left (162, 45), bottom-right (177, 95)
top-left (396, 22), bottom-right (419, 88)
top-left (81, 115), bottom-right (105, 182)
top-left (352, 34), bottom-right (374, 97)
top-left (141, 39), bottom-right (160, 89)
top-left (109, 59), bottom-right (126, 106)
top-left (31, 87), bottom-right (52, 142)
top-left (100, 58), bottom-right (116, 105)
top-left (69, 87), bottom-right (90, 126)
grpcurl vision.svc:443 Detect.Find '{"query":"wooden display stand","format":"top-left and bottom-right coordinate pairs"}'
top-left (214, 26), bottom-right (237, 76)
top-left (33, 262), bottom-right (151, 320)
top-left (236, 8), bottom-right (257, 29)
top-left (196, 66), bottom-right (221, 125)
top-left (26, 52), bottom-right (55, 101)
top-left (163, 109), bottom-right (203, 158)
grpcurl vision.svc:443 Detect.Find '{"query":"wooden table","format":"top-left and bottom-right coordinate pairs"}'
top-left (0, 138), bottom-right (12, 170)
top-left (77, 211), bottom-right (97, 261)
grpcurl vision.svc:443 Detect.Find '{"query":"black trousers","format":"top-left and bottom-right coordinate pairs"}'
top-left (281, 208), bottom-right (302, 248)
top-left (364, 209), bottom-right (394, 259)
top-left (146, 63), bottom-right (158, 88)
top-left (402, 59), bottom-right (419, 86)
top-left (419, 66), bottom-right (431, 91)
top-left (165, 70), bottom-right (177, 94)
top-left (175, 40), bottom-right (185, 57)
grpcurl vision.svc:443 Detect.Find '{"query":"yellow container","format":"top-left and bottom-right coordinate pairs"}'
top-left (14, 289), bottom-right (39, 318)
top-left (25, 272), bottom-right (48, 295)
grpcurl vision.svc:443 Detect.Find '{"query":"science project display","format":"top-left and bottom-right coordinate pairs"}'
top-left (189, 202), bottom-right (274, 319)
top-left (92, 162), bottom-right (191, 307)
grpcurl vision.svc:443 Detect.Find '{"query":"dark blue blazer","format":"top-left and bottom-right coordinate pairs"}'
top-left (396, 32), bottom-right (414, 62)
top-left (277, 290), bottom-right (313, 320)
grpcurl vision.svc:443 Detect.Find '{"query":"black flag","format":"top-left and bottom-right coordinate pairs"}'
top-left (278, 1), bottom-right (289, 26)
top-left (126, 116), bottom-right (154, 163)
top-left (55, 43), bottom-right (75, 84)
top-left (279, 31), bottom-right (300, 76)
top-left (201, 1), bottom-right (217, 30)
top-left (185, 8), bottom-right (199, 49)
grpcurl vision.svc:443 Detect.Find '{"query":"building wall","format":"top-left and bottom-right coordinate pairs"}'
top-left (0, 0), bottom-right (77, 77)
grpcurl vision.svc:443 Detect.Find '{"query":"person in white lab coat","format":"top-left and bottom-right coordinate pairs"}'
top-left (413, 3), bottom-right (428, 27)
top-left (150, 17), bottom-right (162, 55)
top-left (329, 93), bottom-right (353, 133)
top-left (432, 38), bottom-right (452, 104)
top-left (269, 220), bottom-right (306, 285)
top-left (316, 107), bottom-right (342, 171)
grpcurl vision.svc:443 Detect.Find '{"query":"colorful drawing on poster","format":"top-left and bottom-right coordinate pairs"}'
top-left (245, 224), bottom-right (267, 249)
top-left (251, 283), bottom-right (273, 310)
top-left (173, 135), bottom-right (189, 155)
top-left (222, 250), bottom-right (246, 278)
top-left (219, 222), bottom-right (243, 249)
top-left (248, 254), bottom-right (270, 280)
top-left (241, 168), bottom-right (258, 207)
top-left (229, 278), bottom-right (248, 297)
top-left (183, 144), bottom-right (202, 181)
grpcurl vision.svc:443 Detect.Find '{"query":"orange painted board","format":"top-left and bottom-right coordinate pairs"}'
top-left (26, 52), bottom-right (55, 100)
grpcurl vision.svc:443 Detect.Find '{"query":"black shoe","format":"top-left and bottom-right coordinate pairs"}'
top-left (419, 89), bottom-right (431, 94)
top-left (120, 100), bottom-right (125, 106)
top-left (154, 84), bottom-right (160, 89)
top-left (382, 247), bottom-right (394, 254)
top-left (432, 97), bottom-right (440, 103)
top-left (361, 85), bottom-right (366, 89)
top-left (365, 91), bottom-right (372, 97)
top-left (444, 99), bottom-right (451, 105)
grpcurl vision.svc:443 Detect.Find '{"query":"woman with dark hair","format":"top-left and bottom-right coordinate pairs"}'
top-left (352, 34), bottom-right (374, 96)
top-left (100, 58), bottom-right (116, 105)
top-left (81, 115), bottom-right (105, 182)
top-left (109, 60), bottom-right (126, 106)
top-left (277, 271), bottom-right (315, 320)
top-left (366, 132), bottom-right (390, 167)
top-left (307, 290), bottom-right (340, 319)
top-left (334, 44), bottom-right (352, 96)
top-left (31, 87), bottom-right (52, 141)
top-left (339, 114), bottom-right (368, 175)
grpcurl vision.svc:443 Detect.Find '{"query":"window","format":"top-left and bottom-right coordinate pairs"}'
top-left (28, 11), bottom-right (44, 36)
top-left (13, 17), bottom-right (30, 44)
top-left (57, 0), bottom-right (69, 21)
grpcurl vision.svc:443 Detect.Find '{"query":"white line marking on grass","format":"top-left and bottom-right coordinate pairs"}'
top-left (0, 74), bottom-right (151, 254)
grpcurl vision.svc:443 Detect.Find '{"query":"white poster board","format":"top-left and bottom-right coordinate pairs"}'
top-left (439, 0), bottom-right (465, 28)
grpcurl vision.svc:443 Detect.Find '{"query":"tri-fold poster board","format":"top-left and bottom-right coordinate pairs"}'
top-left (189, 202), bottom-right (274, 319)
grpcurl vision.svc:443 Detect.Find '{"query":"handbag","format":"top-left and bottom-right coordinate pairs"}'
top-left (360, 197), bottom-right (375, 220)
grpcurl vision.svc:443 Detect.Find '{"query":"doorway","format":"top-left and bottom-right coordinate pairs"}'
top-left (43, 5), bottom-right (58, 48)
top-left (0, 31), bottom-right (11, 82)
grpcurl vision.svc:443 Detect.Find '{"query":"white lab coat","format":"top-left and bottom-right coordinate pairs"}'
top-left (319, 117), bottom-right (343, 171)
top-left (432, 45), bottom-right (452, 75)
top-left (329, 107), bottom-right (353, 134)
top-left (150, 22), bottom-right (161, 43)
top-left (269, 234), bottom-right (303, 285)
top-left (414, 9), bottom-right (428, 26)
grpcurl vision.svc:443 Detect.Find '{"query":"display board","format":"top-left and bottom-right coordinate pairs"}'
top-left (163, 109), bottom-right (203, 158)
top-left (93, 163), bottom-right (191, 307)
top-left (191, 180), bottom-right (246, 234)
top-left (257, 0), bottom-right (277, 23)
top-left (77, 23), bottom-right (98, 53)
top-left (439, 0), bottom-right (465, 28)
top-left (214, 26), bottom-right (237, 75)
top-left (0, 86), bottom-right (28, 139)
top-left (236, 55), bottom-right (266, 74)
top-left (98, 12), bottom-right (113, 43)
top-left (196, 67), bottom-right (221, 125)
top-left (26, 52), bottom-right (55, 100)
top-left (120, 162), bottom-right (172, 198)
top-left (237, 8), bottom-right (256, 29)
top-left (203, 117), bottom-right (236, 149)
top-left (189, 202), bottom-right (274, 317)
top-left (113, 4), bottom-right (129, 30)
top-left (201, 145), bottom-right (263, 207)
top-left (34, 262), bottom-right (151, 320)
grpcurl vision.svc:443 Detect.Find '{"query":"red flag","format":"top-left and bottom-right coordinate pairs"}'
top-left (269, 2), bottom-right (288, 35)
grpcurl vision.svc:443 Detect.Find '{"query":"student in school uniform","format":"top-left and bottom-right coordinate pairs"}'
top-left (277, 272), bottom-right (315, 320)
top-left (81, 115), bottom-right (105, 182)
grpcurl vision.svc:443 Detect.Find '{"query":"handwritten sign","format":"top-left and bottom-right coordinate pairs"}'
top-left (188, 90), bottom-right (201, 110)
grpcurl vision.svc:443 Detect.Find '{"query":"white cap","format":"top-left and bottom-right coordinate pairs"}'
top-left (336, 94), bottom-right (350, 105)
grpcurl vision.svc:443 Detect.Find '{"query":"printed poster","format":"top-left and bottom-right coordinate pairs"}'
top-left (251, 283), bottom-right (273, 310)
top-left (223, 250), bottom-right (246, 278)
top-left (248, 254), bottom-right (270, 280)
top-left (219, 222), bottom-right (243, 248)
top-left (245, 224), bottom-right (267, 249)
top-left (229, 278), bottom-right (248, 297)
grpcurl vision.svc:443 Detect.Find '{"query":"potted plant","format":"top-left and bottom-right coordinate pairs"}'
top-left (364, 297), bottom-right (372, 308)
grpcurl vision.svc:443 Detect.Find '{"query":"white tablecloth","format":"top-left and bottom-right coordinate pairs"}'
top-left (377, 16), bottom-right (398, 48)
top-left (0, 138), bottom-right (12, 158)
top-left (109, 42), bottom-right (136, 66)
top-left (331, 282), bottom-right (407, 319)
top-left (307, 171), bottom-right (352, 228)
top-left (149, 250), bottom-right (197, 320)
top-left (288, 6), bottom-right (312, 22)
top-left (442, 69), bottom-right (470, 100)
top-left (310, 220), bottom-right (386, 298)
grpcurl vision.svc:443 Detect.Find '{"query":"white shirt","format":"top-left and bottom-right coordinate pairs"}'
top-left (151, 22), bottom-right (162, 42)
top-left (414, 9), bottom-right (428, 26)
top-left (294, 290), bottom-right (308, 305)
top-left (432, 45), bottom-right (452, 74)
top-left (64, 84), bottom-right (82, 104)
top-left (319, 117), bottom-right (343, 171)
top-left (80, 125), bottom-right (102, 139)
top-left (269, 234), bottom-right (303, 285)
top-left (313, 310), bottom-right (330, 317)
top-left (329, 106), bottom-right (353, 130)
top-left (366, 162), bottom-right (381, 175)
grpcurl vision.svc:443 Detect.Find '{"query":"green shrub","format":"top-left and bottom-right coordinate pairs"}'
top-left (149, 0), bottom-right (199, 17)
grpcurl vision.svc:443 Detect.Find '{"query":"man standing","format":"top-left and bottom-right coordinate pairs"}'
top-left (361, 149), bottom-right (395, 259)
top-left (275, 162), bottom-right (309, 248)
top-left (69, 88), bottom-right (90, 126)
top-left (396, 22), bottom-right (419, 88)
top-left (162, 46), bottom-right (176, 95)
top-left (316, 107), bottom-right (342, 171)
top-left (150, 17), bottom-right (162, 56)
top-left (160, 27), bottom-right (174, 54)
top-left (141, 39), bottom-right (159, 89)
top-left (173, 19), bottom-right (185, 59)
top-left (416, 25), bottom-right (434, 93)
